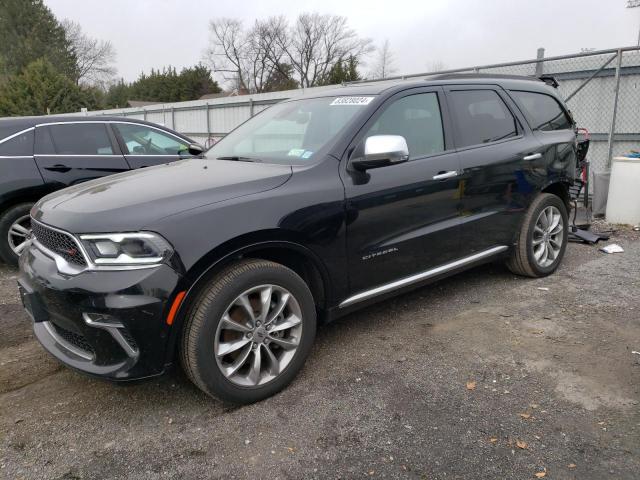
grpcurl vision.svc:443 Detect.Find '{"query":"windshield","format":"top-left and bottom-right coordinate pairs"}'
top-left (206, 95), bottom-right (375, 164)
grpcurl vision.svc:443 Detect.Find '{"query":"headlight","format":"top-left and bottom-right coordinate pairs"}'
top-left (79, 232), bottom-right (173, 266)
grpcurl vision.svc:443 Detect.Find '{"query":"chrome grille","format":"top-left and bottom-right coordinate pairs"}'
top-left (31, 221), bottom-right (87, 266)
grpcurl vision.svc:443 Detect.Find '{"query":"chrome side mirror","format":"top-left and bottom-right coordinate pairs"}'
top-left (350, 135), bottom-right (409, 171)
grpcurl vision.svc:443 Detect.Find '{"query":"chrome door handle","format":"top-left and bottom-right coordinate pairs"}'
top-left (523, 153), bottom-right (542, 161)
top-left (432, 170), bottom-right (459, 181)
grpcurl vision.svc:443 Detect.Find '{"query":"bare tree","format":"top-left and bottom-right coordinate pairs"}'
top-left (370, 39), bottom-right (396, 79)
top-left (207, 16), bottom-right (290, 93)
top-left (207, 14), bottom-right (372, 91)
top-left (62, 19), bottom-right (116, 86)
top-left (280, 13), bottom-right (373, 87)
top-left (206, 18), bottom-right (250, 92)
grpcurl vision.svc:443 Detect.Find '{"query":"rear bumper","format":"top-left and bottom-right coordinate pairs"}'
top-left (18, 240), bottom-right (182, 380)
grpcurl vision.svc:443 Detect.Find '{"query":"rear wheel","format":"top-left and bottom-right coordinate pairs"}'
top-left (0, 203), bottom-right (34, 267)
top-left (507, 193), bottom-right (568, 278)
top-left (181, 259), bottom-right (316, 404)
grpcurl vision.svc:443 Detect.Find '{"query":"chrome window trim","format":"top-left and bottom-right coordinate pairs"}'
top-left (42, 321), bottom-right (94, 361)
top-left (34, 120), bottom-right (189, 143)
top-left (339, 245), bottom-right (509, 308)
top-left (34, 154), bottom-right (123, 157)
top-left (0, 155), bottom-right (33, 159)
top-left (0, 127), bottom-right (35, 145)
top-left (31, 218), bottom-right (162, 274)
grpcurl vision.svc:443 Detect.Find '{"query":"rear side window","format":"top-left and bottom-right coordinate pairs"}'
top-left (0, 129), bottom-right (34, 156)
top-left (448, 90), bottom-right (518, 148)
top-left (509, 90), bottom-right (573, 131)
top-left (43, 123), bottom-right (115, 155)
top-left (366, 92), bottom-right (445, 159)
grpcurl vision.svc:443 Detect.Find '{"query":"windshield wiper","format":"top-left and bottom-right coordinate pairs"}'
top-left (216, 156), bottom-right (260, 162)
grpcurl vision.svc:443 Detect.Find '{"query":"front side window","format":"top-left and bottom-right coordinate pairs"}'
top-left (45, 124), bottom-right (114, 155)
top-left (365, 92), bottom-right (445, 159)
top-left (114, 123), bottom-right (190, 155)
top-left (448, 90), bottom-right (518, 148)
top-left (0, 129), bottom-right (34, 156)
top-left (207, 96), bottom-right (372, 164)
top-left (509, 90), bottom-right (573, 131)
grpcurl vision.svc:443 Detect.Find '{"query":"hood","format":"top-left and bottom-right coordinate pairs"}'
top-left (33, 159), bottom-right (292, 233)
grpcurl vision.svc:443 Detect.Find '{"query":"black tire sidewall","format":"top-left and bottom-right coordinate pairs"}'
top-left (0, 203), bottom-right (33, 266)
top-left (525, 195), bottom-right (568, 276)
top-left (188, 264), bottom-right (316, 404)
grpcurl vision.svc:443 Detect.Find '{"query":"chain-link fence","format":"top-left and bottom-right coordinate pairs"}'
top-left (77, 47), bottom-right (640, 190)
top-left (371, 46), bottom-right (640, 190)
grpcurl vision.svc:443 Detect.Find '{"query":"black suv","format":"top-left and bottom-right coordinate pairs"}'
top-left (18, 75), bottom-right (576, 403)
top-left (0, 116), bottom-right (201, 265)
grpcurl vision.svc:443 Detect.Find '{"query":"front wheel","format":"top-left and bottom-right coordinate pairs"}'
top-left (0, 203), bottom-right (34, 267)
top-left (180, 259), bottom-right (317, 404)
top-left (507, 193), bottom-right (568, 278)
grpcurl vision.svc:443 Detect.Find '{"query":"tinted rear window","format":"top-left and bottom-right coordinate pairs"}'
top-left (45, 123), bottom-right (114, 155)
top-left (0, 129), bottom-right (34, 156)
top-left (509, 90), bottom-right (573, 131)
top-left (448, 90), bottom-right (518, 148)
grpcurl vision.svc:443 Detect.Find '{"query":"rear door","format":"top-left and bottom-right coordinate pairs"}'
top-left (507, 89), bottom-right (577, 182)
top-left (342, 87), bottom-right (463, 296)
top-left (111, 122), bottom-right (194, 169)
top-left (34, 122), bottom-right (129, 188)
top-left (444, 85), bottom-right (543, 255)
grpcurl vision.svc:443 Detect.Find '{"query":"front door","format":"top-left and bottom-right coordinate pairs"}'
top-left (342, 88), bottom-right (462, 296)
top-left (111, 122), bottom-right (194, 169)
top-left (34, 123), bottom-right (129, 188)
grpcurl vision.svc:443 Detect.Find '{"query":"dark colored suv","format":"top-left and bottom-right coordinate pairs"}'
top-left (0, 116), bottom-right (202, 266)
top-left (18, 75), bottom-right (576, 403)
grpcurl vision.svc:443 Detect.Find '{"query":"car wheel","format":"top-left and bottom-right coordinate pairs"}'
top-left (507, 193), bottom-right (568, 278)
top-left (0, 203), bottom-right (34, 267)
top-left (180, 259), bottom-right (317, 404)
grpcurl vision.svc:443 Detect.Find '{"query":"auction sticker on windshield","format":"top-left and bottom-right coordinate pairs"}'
top-left (330, 96), bottom-right (374, 106)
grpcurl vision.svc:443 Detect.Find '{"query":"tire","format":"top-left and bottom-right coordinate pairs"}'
top-left (0, 203), bottom-right (34, 267)
top-left (507, 193), bottom-right (568, 278)
top-left (180, 259), bottom-right (317, 404)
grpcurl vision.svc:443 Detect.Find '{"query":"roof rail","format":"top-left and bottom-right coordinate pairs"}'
top-left (426, 73), bottom-right (544, 82)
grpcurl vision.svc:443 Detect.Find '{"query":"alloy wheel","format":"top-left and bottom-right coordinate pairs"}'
top-left (532, 206), bottom-right (564, 268)
top-left (8, 215), bottom-right (31, 256)
top-left (214, 284), bottom-right (303, 387)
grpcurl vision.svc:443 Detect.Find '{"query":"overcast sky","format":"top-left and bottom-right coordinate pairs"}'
top-left (45, 0), bottom-right (640, 83)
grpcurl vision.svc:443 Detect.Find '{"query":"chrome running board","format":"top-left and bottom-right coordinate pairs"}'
top-left (339, 245), bottom-right (508, 308)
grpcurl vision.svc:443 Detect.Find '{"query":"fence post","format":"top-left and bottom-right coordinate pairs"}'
top-left (534, 48), bottom-right (545, 76)
top-left (249, 99), bottom-right (254, 117)
top-left (206, 103), bottom-right (211, 137)
top-left (606, 49), bottom-right (623, 169)
top-left (171, 107), bottom-right (175, 130)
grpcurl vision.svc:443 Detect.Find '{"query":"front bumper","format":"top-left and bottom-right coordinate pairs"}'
top-left (18, 240), bottom-right (182, 380)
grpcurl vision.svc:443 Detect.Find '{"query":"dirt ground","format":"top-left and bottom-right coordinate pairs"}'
top-left (1, 226), bottom-right (639, 480)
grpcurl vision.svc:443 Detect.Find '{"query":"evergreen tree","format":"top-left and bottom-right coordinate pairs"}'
top-left (105, 65), bottom-right (221, 107)
top-left (179, 64), bottom-right (221, 100)
top-left (263, 64), bottom-right (298, 92)
top-left (105, 79), bottom-right (131, 108)
top-left (0, 59), bottom-right (97, 116)
top-left (319, 56), bottom-right (361, 86)
top-left (0, 0), bottom-right (77, 77)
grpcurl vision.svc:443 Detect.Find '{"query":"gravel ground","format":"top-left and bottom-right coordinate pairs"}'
top-left (1, 226), bottom-right (639, 480)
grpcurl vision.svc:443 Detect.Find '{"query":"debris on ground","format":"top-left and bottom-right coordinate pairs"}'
top-left (599, 243), bottom-right (624, 254)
